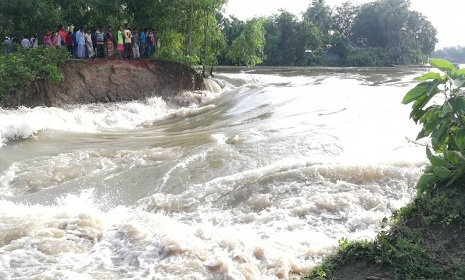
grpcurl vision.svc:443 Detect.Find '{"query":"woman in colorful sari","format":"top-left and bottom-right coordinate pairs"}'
top-left (105, 26), bottom-right (114, 59)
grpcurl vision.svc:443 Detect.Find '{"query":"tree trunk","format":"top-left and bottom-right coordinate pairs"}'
top-left (187, 4), bottom-right (194, 55)
top-left (202, 7), bottom-right (209, 78)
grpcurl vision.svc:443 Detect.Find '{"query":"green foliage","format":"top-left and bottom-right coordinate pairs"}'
top-left (328, 31), bottom-right (351, 59)
top-left (303, 0), bottom-right (333, 34)
top-left (227, 18), bottom-right (266, 66)
top-left (350, 0), bottom-right (437, 65)
top-left (344, 47), bottom-right (391, 67)
top-left (0, 0), bottom-right (438, 68)
top-left (403, 58), bottom-right (465, 194)
top-left (0, 46), bottom-right (69, 101)
top-left (260, 11), bottom-right (324, 66)
top-left (433, 46), bottom-right (465, 64)
top-left (332, 1), bottom-right (360, 37)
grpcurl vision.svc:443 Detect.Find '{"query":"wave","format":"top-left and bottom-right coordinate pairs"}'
top-left (0, 85), bottom-right (225, 147)
top-left (0, 157), bottom-right (421, 279)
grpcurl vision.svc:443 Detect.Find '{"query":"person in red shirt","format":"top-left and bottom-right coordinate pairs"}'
top-left (58, 24), bottom-right (67, 47)
top-left (66, 31), bottom-right (73, 55)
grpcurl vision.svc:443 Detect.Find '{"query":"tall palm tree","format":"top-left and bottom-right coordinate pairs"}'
top-left (304, 0), bottom-right (333, 34)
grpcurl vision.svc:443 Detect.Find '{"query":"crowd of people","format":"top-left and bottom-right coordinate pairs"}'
top-left (3, 23), bottom-right (157, 60)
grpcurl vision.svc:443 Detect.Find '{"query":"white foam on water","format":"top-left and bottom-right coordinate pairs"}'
top-left (0, 147), bottom-right (174, 196)
top-left (0, 97), bottom-right (171, 146)
top-left (0, 153), bottom-right (421, 280)
top-left (134, 157), bottom-right (420, 279)
top-left (0, 67), bottom-right (430, 279)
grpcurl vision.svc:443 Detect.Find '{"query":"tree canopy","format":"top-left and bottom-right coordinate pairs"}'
top-left (1, 0), bottom-right (439, 67)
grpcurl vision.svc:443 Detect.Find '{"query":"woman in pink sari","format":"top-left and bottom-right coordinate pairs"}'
top-left (43, 32), bottom-right (52, 48)
top-left (52, 32), bottom-right (58, 48)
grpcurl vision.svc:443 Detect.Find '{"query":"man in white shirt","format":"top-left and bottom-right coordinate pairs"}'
top-left (21, 35), bottom-right (31, 48)
top-left (123, 23), bottom-right (133, 60)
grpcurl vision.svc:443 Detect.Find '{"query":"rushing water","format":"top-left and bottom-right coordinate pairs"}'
top-left (0, 66), bottom-right (428, 279)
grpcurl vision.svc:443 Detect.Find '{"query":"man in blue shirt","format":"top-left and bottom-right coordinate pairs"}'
top-left (139, 28), bottom-right (146, 58)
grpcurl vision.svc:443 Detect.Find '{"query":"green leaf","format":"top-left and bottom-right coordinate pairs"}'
top-left (426, 147), bottom-right (446, 167)
top-left (425, 80), bottom-right (442, 96)
top-left (432, 166), bottom-right (451, 179)
top-left (444, 151), bottom-right (465, 166)
top-left (449, 97), bottom-right (465, 113)
top-left (402, 83), bottom-right (427, 104)
top-left (410, 94), bottom-right (435, 122)
top-left (431, 119), bottom-right (451, 151)
top-left (416, 172), bottom-right (440, 194)
top-left (416, 129), bottom-right (429, 140)
top-left (440, 102), bottom-right (453, 117)
top-left (455, 130), bottom-right (465, 151)
top-left (451, 77), bottom-right (465, 88)
top-left (423, 110), bottom-right (442, 135)
top-left (429, 58), bottom-right (456, 74)
top-left (456, 68), bottom-right (465, 77)
top-left (414, 72), bottom-right (441, 81)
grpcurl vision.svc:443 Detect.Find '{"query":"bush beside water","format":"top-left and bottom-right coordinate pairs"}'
top-left (0, 46), bottom-right (69, 101)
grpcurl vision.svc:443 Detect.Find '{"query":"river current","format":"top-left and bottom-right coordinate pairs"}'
top-left (0, 66), bottom-right (427, 279)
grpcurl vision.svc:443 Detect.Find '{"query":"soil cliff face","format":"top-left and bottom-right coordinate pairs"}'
top-left (4, 60), bottom-right (205, 108)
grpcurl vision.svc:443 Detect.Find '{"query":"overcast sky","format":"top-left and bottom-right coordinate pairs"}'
top-left (224, 0), bottom-right (464, 49)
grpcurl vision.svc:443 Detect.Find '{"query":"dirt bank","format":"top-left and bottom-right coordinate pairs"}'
top-left (3, 60), bottom-right (205, 108)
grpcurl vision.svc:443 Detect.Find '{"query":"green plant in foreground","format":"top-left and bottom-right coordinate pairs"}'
top-left (402, 58), bottom-right (465, 194)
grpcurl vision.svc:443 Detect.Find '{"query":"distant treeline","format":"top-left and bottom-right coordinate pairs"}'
top-left (0, 0), bottom-right (438, 68)
top-left (432, 46), bottom-right (465, 64)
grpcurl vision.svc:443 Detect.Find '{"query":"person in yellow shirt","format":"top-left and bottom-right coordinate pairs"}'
top-left (123, 23), bottom-right (133, 60)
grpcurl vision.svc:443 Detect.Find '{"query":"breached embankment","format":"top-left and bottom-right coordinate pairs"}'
top-left (2, 60), bottom-right (206, 108)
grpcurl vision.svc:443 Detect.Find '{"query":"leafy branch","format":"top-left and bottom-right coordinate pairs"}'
top-left (402, 58), bottom-right (465, 194)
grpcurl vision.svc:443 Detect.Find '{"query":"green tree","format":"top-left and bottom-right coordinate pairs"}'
top-left (433, 46), bottom-right (465, 64)
top-left (227, 18), bottom-right (265, 66)
top-left (303, 0), bottom-right (333, 34)
top-left (261, 11), bottom-right (324, 66)
top-left (218, 15), bottom-right (245, 65)
top-left (350, 0), bottom-right (437, 65)
top-left (0, 0), bottom-right (62, 37)
top-left (328, 31), bottom-right (352, 60)
top-left (332, 1), bottom-right (360, 38)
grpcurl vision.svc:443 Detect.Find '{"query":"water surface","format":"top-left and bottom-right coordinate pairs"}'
top-left (0, 66), bottom-right (427, 279)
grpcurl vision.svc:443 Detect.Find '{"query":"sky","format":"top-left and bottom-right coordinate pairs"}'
top-left (224, 0), bottom-right (465, 49)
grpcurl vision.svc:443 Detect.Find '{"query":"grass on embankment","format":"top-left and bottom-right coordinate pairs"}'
top-left (303, 184), bottom-right (465, 280)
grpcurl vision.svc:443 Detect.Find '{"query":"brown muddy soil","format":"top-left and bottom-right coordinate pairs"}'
top-left (3, 59), bottom-right (205, 108)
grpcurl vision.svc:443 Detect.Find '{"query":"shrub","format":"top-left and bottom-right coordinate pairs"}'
top-left (0, 46), bottom-right (69, 101)
top-left (344, 47), bottom-right (391, 67)
top-left (402, 58), bottom-right (465, 194)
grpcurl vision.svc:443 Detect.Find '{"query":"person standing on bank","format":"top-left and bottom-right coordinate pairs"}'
top-left (58, 24), bottom-right (67, 47)
top-left (139, 28), bottom-right (146, 58)
top-left (76, 27), bottom-right (86, 58)
top-left (117, 25), bottom-right (124, 60)
top-left (105, 26), bottom-right (114, 59)
top-left (21, 35), bottom-right (31, 48)
top-left (66, 31), bottom-right (73, 55)
top-left (123, 23), bottom-right (132, 60)
top-left (30, 35), bottom-right (39, 48)
top-left (132, 28), bottom-right (140, 59)
top-left (96, 27), bottom-right (104, 59)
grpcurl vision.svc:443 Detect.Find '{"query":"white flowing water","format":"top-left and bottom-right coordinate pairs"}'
top-left (0, 66), bottom-right (428, 279)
